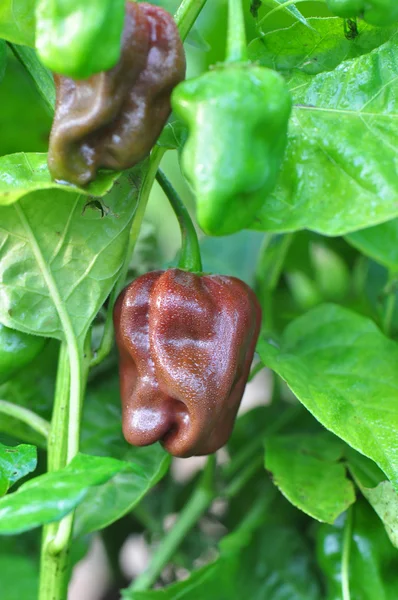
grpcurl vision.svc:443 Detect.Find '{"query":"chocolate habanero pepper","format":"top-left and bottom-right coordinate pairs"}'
top-left (48, 2), bottom-right (186, 186)
top-left (113, 269), bottom-right (261, 458)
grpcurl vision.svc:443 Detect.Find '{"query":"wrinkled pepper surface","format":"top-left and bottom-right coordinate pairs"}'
top-left (171, 64), bottom-right (292, 236)
top-left (114, 269), bottom-right (261, 458)
top-left (48, 2), bottom-right (186, 186)
top-left (327, 0), bottom-right (398, 25)
top-left (0, 324), bottom-right (45, 385)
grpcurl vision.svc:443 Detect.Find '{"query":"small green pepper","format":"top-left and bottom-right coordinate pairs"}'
top-left (327, 0), bottom-right (398, 26)
top-left (171, 0), bottom-right (291, 236)
top-left (35, 0), bottom-right (125, 78)
top-left (172, 65), bottom-right (291, 236)
top-left (0, 324), bottom-right (45, 385)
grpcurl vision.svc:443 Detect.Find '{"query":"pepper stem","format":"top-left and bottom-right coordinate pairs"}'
top-left (156, 169), bottom-right (202, 273)
top-left (226, 0), bottom-right (248, 63)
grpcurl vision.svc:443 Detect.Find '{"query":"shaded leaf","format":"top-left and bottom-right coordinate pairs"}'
top-left (346, 220), bottom-right (398, 271)
top-left (257, 304), bottom-right (398, 490)
top-left (0, 443), bottom-right (37, 494)
top-left (265, 433), bottom-right (355, 523)
top-left (316, 501), bottom-right (398, 600)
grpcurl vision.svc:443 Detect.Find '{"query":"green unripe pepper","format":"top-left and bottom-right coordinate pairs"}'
top-left (0, 324), bottom-right (45, 385)
top-left (172, 64), bottom-right (292, 236)
top-left (327, 0), bottom-right (398, 26)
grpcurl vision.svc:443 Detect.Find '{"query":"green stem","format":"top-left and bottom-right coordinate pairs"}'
top-left (227, 0), bottom-right (248, 62)
top-left (39, 343), bottom-right (71, 600)
top-left (156, 169), bottom-right (202, 272)
top-left (174, 0), bottom-right (209, 40)
top-left (131, 455), bottom-right (216, 592)
top-left (341, 508), bottom-right (353, 600)
top-left (248, 361), bottom-right (265, 382)
top-left (0, 400), bottom-right (50, 440)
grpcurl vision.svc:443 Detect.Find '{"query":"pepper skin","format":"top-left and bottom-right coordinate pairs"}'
top-left (171, 65), bottom-right (292, 236)
top-left (327, 0), bottom-right (398, 26)
top-left (48, 2), bottom-right (186, 186)
top-left (0, 324), bottom-right (45, 385)
top-left (114, 269), bottom-right (262, 458)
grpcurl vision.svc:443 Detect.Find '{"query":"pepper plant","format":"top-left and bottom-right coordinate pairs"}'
top-left (1, 1), bottom-right (398, 599)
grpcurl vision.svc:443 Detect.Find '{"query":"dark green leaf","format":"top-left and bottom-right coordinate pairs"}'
top-left (0, 454), bottom-right (142, 535)
top-left (257, 304), bottom-right (398, 490)
top-left (265, 433), bottom-right (355, 523)
top-left (317, 501), bottom-right (398, 600)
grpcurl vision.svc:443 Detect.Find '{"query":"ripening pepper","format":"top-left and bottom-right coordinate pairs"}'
top-left (171, 64), bottom-right (292, 236)
top-left (0, 324), bottom-right (45, 385)
top-left (114, 269), bottom-right (261, 458)
top-left (327, 0), bottom-right (398, 26)
top-left (48, 2), bottom-right (186, 186)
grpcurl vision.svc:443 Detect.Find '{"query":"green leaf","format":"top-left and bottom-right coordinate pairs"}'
top-left (74, 445), bottom-right (170, 537)
top-left (0, 153), bottom-right (119, 207)
top-left (346, 220), bottom-right (398, 271)
top-left (348, 452), bottom-right (398, 548)
top-left (0, 453), bottom-right (143, 535)
top-left (0, 0), bottom-right (36, 46)
top-left (0, 443), bottom-right (37, 494)
top-left (251, 33), bottom-right (398, 235)
top-left (0, 169), bottom-right (141, 340)
top-left (249, 17), bottom-right (395, 77)
top-left (257, 304), bottom-right (398, 490)
top-left (35, 0), bottom-right (125, 78)
top-left (265, 433), bottom-right (355, 523)
top-left (316, 501), bottom-right (398, 600)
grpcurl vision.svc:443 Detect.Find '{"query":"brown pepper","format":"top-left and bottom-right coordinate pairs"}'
top-left (114, 269), bottom-right (262, 458)
top-left (48, 2), bottom-right (186, 186)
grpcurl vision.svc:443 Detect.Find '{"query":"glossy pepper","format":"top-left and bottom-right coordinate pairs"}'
top-left (114, 269), bottom-right (261, 458)
top-left (0, 324), bottom-right (45, 385)
top-left (327, 0), bottom-right (398, 25)
top-left (48, 2), bottom-right (186, 186)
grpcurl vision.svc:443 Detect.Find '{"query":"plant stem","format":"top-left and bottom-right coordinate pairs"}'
top-left (227, 0), bottom-right (248, 62)
top-left (341, 508), bottom-right (353, 600)
top-left (131, 455), bottom-right (216, 592)
top-left (0, 400), bottom-right (50, 440)
top-left (156, 169), bottom-right (202, 272)
top-left (248, 361), bottom-right (265, 382)
top-left (39, 343), bottom-right (71, 600)
top-left (174, 0), bottom-right (209, 40)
